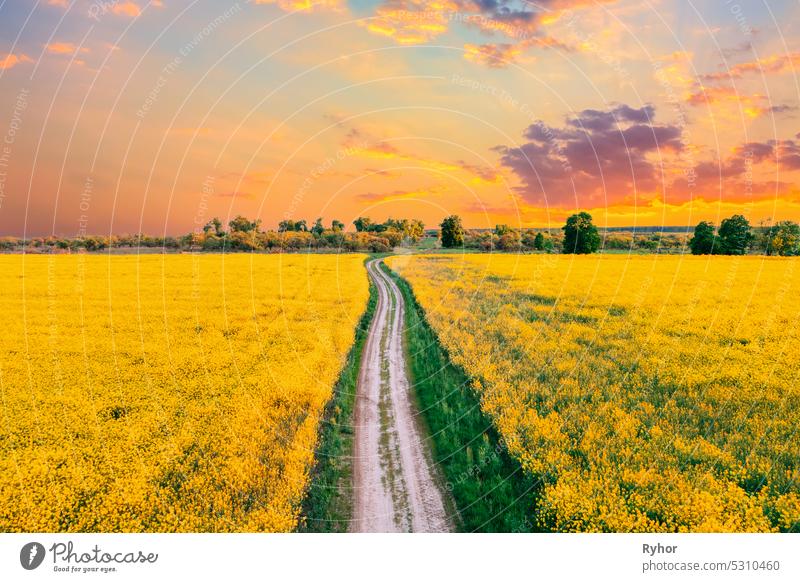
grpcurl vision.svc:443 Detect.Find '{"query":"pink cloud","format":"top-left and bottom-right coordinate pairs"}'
top-left (0, 53), bottom-right (33, 70)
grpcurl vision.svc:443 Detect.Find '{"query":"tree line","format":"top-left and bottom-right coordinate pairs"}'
top-left (438, 212), bottom-right (800, 255)
top-left (438, 212), bottom-right (605, 254)
top-left (1, 216), bottom-right (426, 254)
top-left (689, 216), bottom-right (800, 256)
top-left (4, 212), bottom-right (798, 256)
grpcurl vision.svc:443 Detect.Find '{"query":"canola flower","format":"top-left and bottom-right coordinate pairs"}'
top-left (386, 253), bottom-right (800, 532)
top-left (0, 254), bottom-right (368, 532)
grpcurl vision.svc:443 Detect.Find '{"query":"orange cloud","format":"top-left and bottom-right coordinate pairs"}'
top-left (253, 0), bottom-right (344, 11)
top-left (685, 85), bottom-right (794, 119)
top-left (659, 137), bottom-right (800, 208)
top-left (462, 27), bottom-right (572, 68)
top-left (341, 124), bottom-right (502, 185)
top-left (356, 145), bottom-right (501, 185)
top-left (361, 0), bottom-right (588, 66)
top-left (456, 160), bottom-right (502, 184)
top-left (46, 42), bottom-right (90, 55)
top-left (701, 52), bottom-right (800, 81)
top-left (359, 184), bottom-right (447, 203)
top-left (112, 2), bottom-right (142, 17)
top-left (361, 0), bottom-right (455, 44)
top-left (361, 0), bottom-right (574, 48)
top-left (365, 168), bottom-right (402, 179)
top-left (463, 42), bottom-right (525, 68)
top-left (0, 53), bottom-right (32, 70)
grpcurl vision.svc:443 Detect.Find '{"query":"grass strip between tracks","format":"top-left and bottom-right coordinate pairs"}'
top-left (381, 261), bottom-right (541, 532)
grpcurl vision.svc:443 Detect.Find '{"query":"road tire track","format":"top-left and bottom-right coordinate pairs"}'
top-left (351, 259), bottom-right (453, 533)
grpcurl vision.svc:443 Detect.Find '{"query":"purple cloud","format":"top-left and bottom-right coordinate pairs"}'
top-left (496, 105), bottom-right (683, 207)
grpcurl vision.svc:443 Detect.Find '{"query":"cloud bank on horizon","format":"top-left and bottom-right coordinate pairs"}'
top-left (0, 0), bottom-right (798, 235)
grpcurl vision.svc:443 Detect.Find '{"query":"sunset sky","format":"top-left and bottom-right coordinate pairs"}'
top-left (0, 0), bottom-right (799, 236)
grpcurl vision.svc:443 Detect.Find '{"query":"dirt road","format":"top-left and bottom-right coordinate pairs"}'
top-left (351, 259), bottom-right (453, 533)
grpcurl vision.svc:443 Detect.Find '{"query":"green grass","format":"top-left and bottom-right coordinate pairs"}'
top-left (298, 265), bottom-right (378, 532)
top-left (300, 257), bottom-right (540, 532)
top-left (412, 236), bottom-right (441, 251)
top-left (382, 261), bottom-right (542, 532)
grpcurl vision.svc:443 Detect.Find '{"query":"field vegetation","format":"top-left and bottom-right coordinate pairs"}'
top-left (0, 216), bottom-right (424, 254)
top-left (0, 254), bottom-right (368, 532)
top-left (301, 275), bottom-right (378, 532)
top-left (384, 263), bottom-right (539, 532)
top-left (386, 254), bottom-right (800, 532)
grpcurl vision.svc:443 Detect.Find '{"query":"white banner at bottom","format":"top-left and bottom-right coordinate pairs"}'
top-left (1, 533), bottom-right (797, 582)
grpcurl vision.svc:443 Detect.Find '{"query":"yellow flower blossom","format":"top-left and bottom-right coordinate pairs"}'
top-left (387, 254), bottom-right (800, 532)
top-left (0, 254), bottom-right (368, 532)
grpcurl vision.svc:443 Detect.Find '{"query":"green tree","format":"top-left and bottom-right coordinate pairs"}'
top-left (533, 232), bottom-right (545, 250)
top-left (766, 220), bottom-right (800, 256)
top-left (385, 218), bottom-right (425, 241)
top-left (494, 224), bottom-right (511, 236)
top-left (353, 217), bottom-right (372, 232)
top-left (229, 215), bottom-right (261, 233)
top-left (331, 220), bottom-right (345, 232)
top-left (82, 236), bottom-right (107, 252)
top-left (311, 218), bottom-right (325, 236)
top-left (717, 214), bottom-right (753, 255)
top-left (636, 234), bottom-right (659, 251)
top-left (202, 234), bottom-right (225, 251)
top-left (369, 222), bottom-right (387, 233)
top-left (440, 215), bottom-right (464, 248)
top-left (688, 221), bottom-right (716, 255)
top-left (497, 232), bottom-right (522, 251)
top-left (562, 212), bottom-right (600, 254)
top-left (406, 219), bottom-right (425, 241)
top-left (204, 217), bottom-right (224, 236)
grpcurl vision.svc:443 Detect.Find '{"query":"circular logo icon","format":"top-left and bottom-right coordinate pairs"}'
top-left (20, 542), bottom-right (46, 570)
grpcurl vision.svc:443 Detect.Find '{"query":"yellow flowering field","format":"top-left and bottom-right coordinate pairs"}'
top-left (386, 254), bottom-right (800, 532)
top-left (0, 254), bottom-right (368, 532)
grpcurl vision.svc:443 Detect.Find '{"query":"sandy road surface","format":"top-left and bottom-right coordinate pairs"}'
top-left (351, 259), bottom-right (453, 533)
